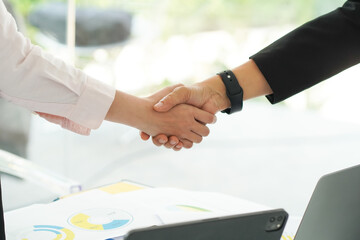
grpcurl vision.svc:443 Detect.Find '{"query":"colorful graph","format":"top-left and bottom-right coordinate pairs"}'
top-left (20, 225), bottom-right (75, 240)
top-left (68, 208), bottom-right (132, 231)
top-left (167, 204), bottom-right (211, 212)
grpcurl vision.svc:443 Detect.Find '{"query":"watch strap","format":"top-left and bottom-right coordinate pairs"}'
top-left (217, 70), bottom-right (243, 114)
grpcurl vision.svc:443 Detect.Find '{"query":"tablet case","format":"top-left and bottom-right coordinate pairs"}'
top-left (125, 209), bottom-right (288, 240)
top-left (294, 164), bottom-right (360, 240)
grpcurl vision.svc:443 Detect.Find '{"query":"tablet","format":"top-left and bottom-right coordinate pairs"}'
top-left (124, 209), bottom-right (288, 240)
top-left (294, 164), bottom-right (360, 240)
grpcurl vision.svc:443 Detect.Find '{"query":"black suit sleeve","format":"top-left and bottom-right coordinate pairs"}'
top-left (250, 0), bottom-right (360, 104)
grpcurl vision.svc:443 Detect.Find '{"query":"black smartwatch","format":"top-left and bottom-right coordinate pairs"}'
top-left (217, 70), bottom-right (243, 114)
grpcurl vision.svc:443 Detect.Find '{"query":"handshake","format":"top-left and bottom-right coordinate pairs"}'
top-left (139, 74), bottom-right (230, 151)
top-left (108, 60), bottom-right (271, 151)
top-left (106, 60), bottom-right (270, 151)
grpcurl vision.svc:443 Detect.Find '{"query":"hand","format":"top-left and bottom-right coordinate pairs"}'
top-left (106, 84), bottom-right (216, 146)
top-left (138, 84), bottom-right (216, 146)
top-left (140, 76), bottom-right (230, 150)
top-left (154, 77), bottom-right (230, 114)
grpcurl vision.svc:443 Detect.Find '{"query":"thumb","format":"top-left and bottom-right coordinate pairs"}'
top-left (149, 83), bottom-right (184, 100)
top-left (154, 86), bottom-right (190, 112)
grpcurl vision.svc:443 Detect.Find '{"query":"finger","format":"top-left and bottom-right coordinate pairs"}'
top-left (191, 122), bottom-right (210, 137)
top-left (193, 108), bottom-right (217, 124)
top-left (164, 143), bottom-right (173, 149)
top-left (173, 141), bottom-right (183, 151)
top-left (164, 136), bottom-right (180, 149)
top-left (184, 131), bottom-right (202, 144)
top-left (154, 86), bottom-right (191, 112)
top-left (140, 131), bottom-right (150, 141)
top-left (151, 134), bottom-right (168, 147)
top-left (181, 139), bottom-right (193, 149)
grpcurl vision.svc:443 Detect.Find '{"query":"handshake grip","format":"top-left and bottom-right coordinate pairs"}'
top-left (141, 76), bottom-right (233, 150)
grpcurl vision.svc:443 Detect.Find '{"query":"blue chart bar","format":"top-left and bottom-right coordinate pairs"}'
top-left (103, 220), bottom-right (130, 230)
top-left (34, 225), bottom-right (63, 230)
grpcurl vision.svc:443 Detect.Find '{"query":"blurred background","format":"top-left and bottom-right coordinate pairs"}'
top-left (2, 0), bottom-right (360, 219)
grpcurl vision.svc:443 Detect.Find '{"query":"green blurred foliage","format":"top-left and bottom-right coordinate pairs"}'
top-left (8, 0), bottom-right (345, 36)
top-left (9, 0), bottom-right (345, 20)
top-left (9, 0), bottom-right (47, 16)
top-left (160, 0), bottom-right (346, 34)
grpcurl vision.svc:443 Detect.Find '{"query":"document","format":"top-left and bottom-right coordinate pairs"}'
top-left (5, 187), bottom-right (269, 240)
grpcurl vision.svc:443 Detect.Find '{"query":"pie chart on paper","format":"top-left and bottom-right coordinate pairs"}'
top-left (68, 208), bottom-right (132, 231)
top-left (19, 225), bottom-right (75, 240)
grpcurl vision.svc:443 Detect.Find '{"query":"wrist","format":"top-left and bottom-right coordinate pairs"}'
top-left (105, 90), bottom-right (149, 130)
top-left (198, 75), bottom-right (231, 112)
top-left (114, 94), bottom-right (167, 136)
top-left (217, 70), bottom-right (243, 114)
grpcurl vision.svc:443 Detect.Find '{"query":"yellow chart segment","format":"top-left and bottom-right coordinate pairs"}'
top-left (70, 213), bottom-right (104, 230)
top-left (282, 235), bottom-right (295, 240)
top-left (99, 182), bottom-right (144, 194)
top-left (54, 234), bottom-right (62, 240)
top-left (62, 228), bottom-right (75, 239)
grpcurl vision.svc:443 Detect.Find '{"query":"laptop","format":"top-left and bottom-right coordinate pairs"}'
top-left (294, 164), bottom-right (360, 240)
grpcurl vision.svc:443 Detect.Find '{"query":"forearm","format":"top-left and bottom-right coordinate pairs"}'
top-left (233, 60), bottom-right (273, 101)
